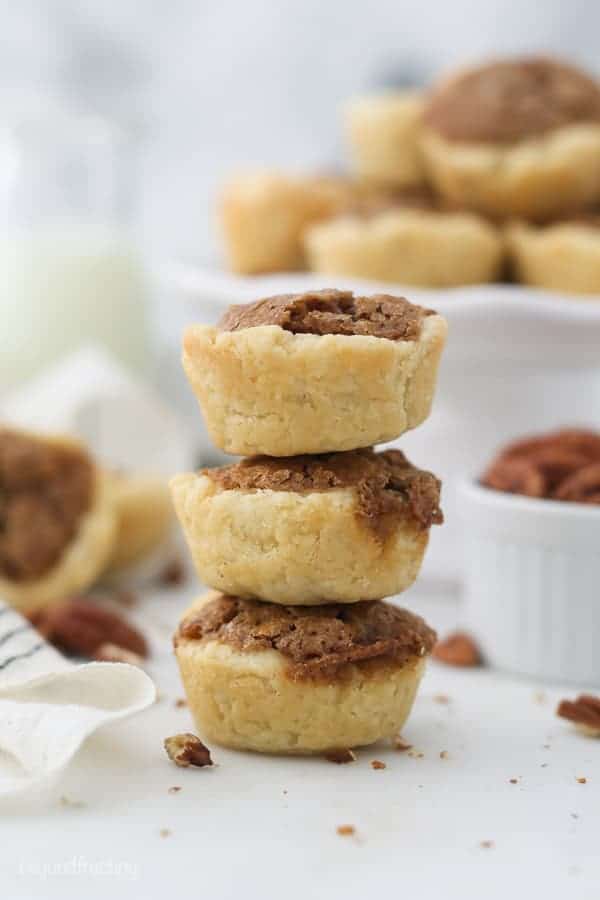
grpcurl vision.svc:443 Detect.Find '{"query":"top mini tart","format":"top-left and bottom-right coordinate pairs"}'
top-left (424, 57), bottom-right (600, 144)
top-left (183, 289), bottom-right (447, 456)
top-left (0, 428), bottom-right (116, 613)
top-left (421, 56), bottom-right (600, 221)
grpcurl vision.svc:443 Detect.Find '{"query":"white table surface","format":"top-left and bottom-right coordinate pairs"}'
top-left (2, 581), bottom-right (599, 900)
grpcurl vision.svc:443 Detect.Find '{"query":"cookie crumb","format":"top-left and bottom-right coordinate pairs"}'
top-left (480, 840), bottom-right (495, 849)
top-left (325, 748), bottom-right (356, 764)
top-left (174, 698), bottom-right (187, 709)
top-left (371, 760), bottom-right (386, 770)
top-left (576, 776), bottom-right (587, 784)
top-left (164, 733), bottom-right (213, 768)
top-left (408, 749), bottom-right (425, 759)
top-left (336, 824), bottom-right (356, 837)
top-left (439, 750), bottom-right (449, 760)
top-left (392, 735), bottom-right (412, 752)
top-left (533, 690), bottom-right (546, 705)
top-left (168, 786), bottom-right (182, 794)
top-left (433, 693), bottom-right (451, 705)
top-left (509, 778), bottom-right (518, 784)
top-left (433, 632), bottom-right (482, 667)
top-left (159, 828), bottom-right (171, 839)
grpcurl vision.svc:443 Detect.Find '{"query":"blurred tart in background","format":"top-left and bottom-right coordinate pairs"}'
top-left (304, 202), bottom-right (504, 287)
top-left (219, 171), bottom-right (353, 274)
top-left (344, 90), bottom-right (426, 188)
top-left (104, 471), bottom-right (174, 575)
top-left (0, 428), bottom-right (116, 614)
top-left (421, 57), bottom-right (600, 221)
top-left (506, 216), bottom-right (600, 295)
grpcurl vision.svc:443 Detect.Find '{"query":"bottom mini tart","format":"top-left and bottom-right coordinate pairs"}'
top-left (174, 592), bottom-right (436, 754)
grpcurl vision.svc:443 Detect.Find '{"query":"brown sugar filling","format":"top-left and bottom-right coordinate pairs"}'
top-left (424, 57), bottom-right (600, 144)
top-left (203, 448), bottom-right (443, 539)
top-left (177, 595), bottom-right (437, 681)
top-left (218, 289), bottom-right (434, 341)
top-left (0, 429), bottom-right (94, 582)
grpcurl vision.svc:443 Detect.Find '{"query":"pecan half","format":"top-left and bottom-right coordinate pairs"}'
top-left (32, 598), bottom-right (148, 659)
top-left (552, 463), bottom-right (600, 504)
top-left (557, 694), bottom-right (600, 737)
top-left (93, 642), bottom-right (145, 666)
top-left (324, 748), bottom-right (357, 764)
top-left (481, 457), bottom-right (545, 497)
top-left (164, 733), bottom-right (213, 768)
top-left (501, 429), bottom-right (600, 463)
top-left (482, 428), bottom-right (600, 504)
top-left (433, 631), bottom-right (482, 667)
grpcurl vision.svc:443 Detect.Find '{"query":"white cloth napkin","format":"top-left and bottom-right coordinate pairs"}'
top-left (0, 345), bottom-right (195, 475)
top-left (0, 599), bottom-right (155, 796)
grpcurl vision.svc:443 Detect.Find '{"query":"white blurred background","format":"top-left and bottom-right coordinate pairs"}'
top-left (3, 0), bottom-right (600, 261)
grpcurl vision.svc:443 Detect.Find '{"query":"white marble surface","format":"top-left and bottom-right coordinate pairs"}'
top-left (2, 583), bottom-right (598, 899)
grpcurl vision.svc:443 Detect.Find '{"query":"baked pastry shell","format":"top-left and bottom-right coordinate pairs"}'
top-left (182, 316), bottom-right (447, 456)
top-left (304, 208), bottom-right (504, 287)
top-left (344, 91), bottom-right (426, 187)
top-left (0, 435), bottom-right (116, 615)
top-left (506, 221), bottom-right (600, 295)
top-left (105, 473), bottom-right (174, 573)
top-left (170, 473), bottom-right (430, 604)
top-left (422, 124), bottom-right (600, 221)
top-left (219, 172), bottom-right (352, 274)
top-left (175, 592), bottom-right (427, 754)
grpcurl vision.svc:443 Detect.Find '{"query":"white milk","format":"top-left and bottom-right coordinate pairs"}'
top-left (0, 225), bottom-right (149, 391)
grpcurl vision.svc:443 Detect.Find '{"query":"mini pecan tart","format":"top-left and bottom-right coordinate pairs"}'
top-left (0, 428), bottom-right (116, 614)
top-left (182, 289), bottom-right (447, 456)
top-left (219, 172), bottom-right (354, 274)
top-left (104, 472), bottom-right (174, 575)
top-left (422, 57), bottom-right (600, 221)
top-left (305, 206), bottom-right (503, 288)
top-left (174, 592), bottom-right (436, 754)
top-left (344, 91), bottom-right (426, 188)
top-left (506, 216), bottom-right (600, 295)
top-left (171, 448), bottom-right (442, 605)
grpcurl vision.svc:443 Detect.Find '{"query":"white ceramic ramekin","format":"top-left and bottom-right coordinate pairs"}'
top-left (459, 479), bottom-right (600, 686)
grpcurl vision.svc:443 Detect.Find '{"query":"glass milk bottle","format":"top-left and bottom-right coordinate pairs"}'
top-left (0, 103), bottom-right (149, 392)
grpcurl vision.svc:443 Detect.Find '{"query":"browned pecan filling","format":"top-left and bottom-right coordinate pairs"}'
top-left (177, 594), bottom-right (436, 680)
top-left (0, 428), bottom-right (94, 581)
top-left (424, 57), bottom-right (600, 143)
top-left (204, 448), bottom-right (443, 539)
top-left (218, 289), bottom-right (434, 341)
